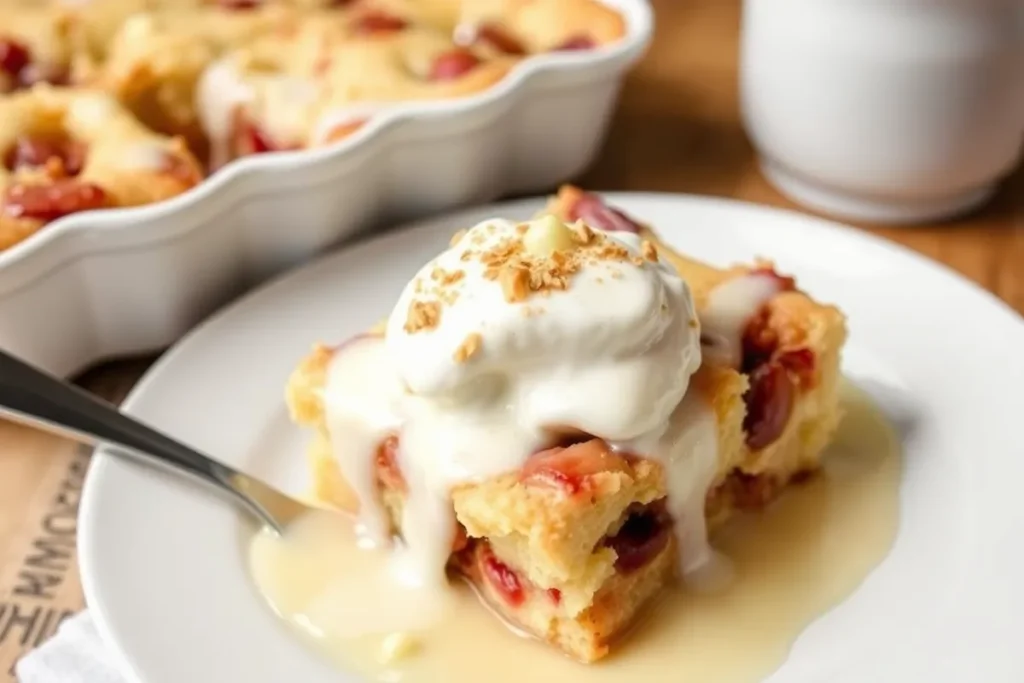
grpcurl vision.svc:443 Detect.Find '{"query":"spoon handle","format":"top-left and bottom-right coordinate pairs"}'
top-left (0, 350), bottom-right (299, 531)
top-left (0, 350), bottom-right (234, 480)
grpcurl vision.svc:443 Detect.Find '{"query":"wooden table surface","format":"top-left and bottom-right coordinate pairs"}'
top-left (1, 0), bottom-right (1022, 678)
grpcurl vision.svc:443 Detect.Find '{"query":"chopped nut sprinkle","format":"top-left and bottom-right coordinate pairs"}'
top-left (641, 240), bottom-right (658, 262)
top-left (453, 332), bottom-right (482, 363)
top-left (404, 300), bottom-right (441, 333)
top-left (688, 318), bottom-right (699, 328)
top-left (500, 265), bottom-right (530, 302)
top-left (572, 220), bottom-right (594, 244)
top-left (473, 224), bottom-right (639, 303)
top-left (430, 267), bottom-right (465, 286)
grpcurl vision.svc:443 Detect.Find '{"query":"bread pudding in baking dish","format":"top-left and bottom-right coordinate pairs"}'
top-left (0, 0), bottom-right (627, 165)
top-left (0, 0), bottom-right (630, 249)
top-left (285, 185), bottom-right (847, 663)
top-left (0, 85), bottom-right (201, 249)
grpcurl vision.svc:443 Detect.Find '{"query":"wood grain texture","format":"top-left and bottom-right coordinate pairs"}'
top-left (1, 0), bottom-right (1021, 678)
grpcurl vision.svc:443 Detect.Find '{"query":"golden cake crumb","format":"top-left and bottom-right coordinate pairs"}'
top-left (453, 332), bottom-right (483, 363)
top-left (405, 300), bottom-right (441, 333)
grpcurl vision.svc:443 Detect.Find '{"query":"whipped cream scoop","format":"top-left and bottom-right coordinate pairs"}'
top-left (324, 215), bottom-right (714, 588)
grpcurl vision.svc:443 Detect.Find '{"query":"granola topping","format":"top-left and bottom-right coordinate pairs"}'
top-left (453, 332), bottom-right (482, 363)
top-left (469, 216), bottom-right (635, 303)
top-left (405, 299), bottom-right (441, 333)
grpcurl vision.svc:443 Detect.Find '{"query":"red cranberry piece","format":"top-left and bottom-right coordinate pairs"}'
top-left (777, 347), bottom-right (816, 388)
top-left (553, 35), bottom-right (596, 51)
top-left (429, 48), bottom-right (481, 81)
top-left (217, 0), bottom-right (260, 9)
top-left (474, 24), bottom-right (526, 55)
top-left (3, 180), bottom-right (108, 222)
top-left (351, 11), bottom-right (408, 35)
top-left (521, 439), bottom-right (629, 495)
top-left (233, 112), bottom-right (298, 156)
top-left (0, 38), bottom-right (30, 80)
top-left (17, 62), bottom-right (70, 88)
top-left (568, 191), bottom-right (643, 233)
top-left (741, 305), bottom-right (778, 374)
top-left (4, 134), bottom-right (86, 177)
top-left (244, 121), bottom-right (276, 154)
top-left (743, 361), bottom-right (796, 450)
top-left (547, 588), bottom-right (562, 605)
top-left (604, 501), bottom-right (672, 573)
top-left (482, 551), bottom-right (525, 607)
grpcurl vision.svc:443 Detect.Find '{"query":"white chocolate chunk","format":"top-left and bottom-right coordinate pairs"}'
top-left (377, 632), bottom-right (420, 664)
top-left (522, 214), bottom-right (576, 257)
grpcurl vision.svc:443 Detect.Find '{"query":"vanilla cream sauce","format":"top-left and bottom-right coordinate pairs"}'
top-left (249, 381), bottom-right (901, 683)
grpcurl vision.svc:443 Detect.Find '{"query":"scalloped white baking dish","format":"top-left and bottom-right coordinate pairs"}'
top-left (0, 0), bottom-right (652, 377)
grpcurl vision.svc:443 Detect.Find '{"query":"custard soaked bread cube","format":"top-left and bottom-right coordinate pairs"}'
top-left (285, 187), bottom-right (846, 662)
top-left (545, 186), bottom-right (847, 512)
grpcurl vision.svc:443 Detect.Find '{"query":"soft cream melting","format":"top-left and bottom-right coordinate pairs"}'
top-left (323, 217), bottom-right (717, 600)
top-left (700, 272), bottom-right (788, 367)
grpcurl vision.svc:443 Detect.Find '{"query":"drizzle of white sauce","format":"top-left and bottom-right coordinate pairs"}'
top-left (251, 76), bottom-right (318, 149)
top-left (118, 143), bottom-right (170, 172)
top-left (195, 58), bottom-right (253, 168)
top-left (66, 93), bottom-right (121, 133)
top-left (621, 386), bottom-right (725, 582)
top-left (700, 272), bottom-right (786, 368)
top-left (323, 217), bottom-right (717, 595)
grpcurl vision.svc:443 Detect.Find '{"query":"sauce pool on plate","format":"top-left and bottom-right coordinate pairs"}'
top-left (248, 381), bottom-right (901, 682)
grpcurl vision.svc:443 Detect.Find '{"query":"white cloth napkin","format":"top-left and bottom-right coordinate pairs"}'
top-left (16, 612), bottom-right (131, 683)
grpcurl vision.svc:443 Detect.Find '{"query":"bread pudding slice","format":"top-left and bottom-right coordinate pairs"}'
top-left (285, 189), bottom-right (846, 663)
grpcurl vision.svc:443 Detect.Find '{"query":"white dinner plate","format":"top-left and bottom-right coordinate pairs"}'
top-left (79, 193), bottom-right (1024, 683)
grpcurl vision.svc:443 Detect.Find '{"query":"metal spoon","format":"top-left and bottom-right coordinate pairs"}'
top-left (0, 349), bottom-right (308, 534)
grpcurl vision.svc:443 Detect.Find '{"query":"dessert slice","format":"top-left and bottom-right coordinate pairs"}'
top-left (285, 191), bottom-right (846, 663)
